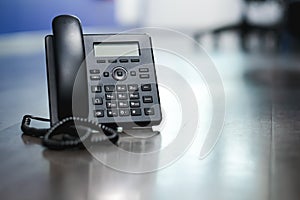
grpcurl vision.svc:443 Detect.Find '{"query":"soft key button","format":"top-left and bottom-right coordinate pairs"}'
top-left (119, 59), bottom-right (128, 63)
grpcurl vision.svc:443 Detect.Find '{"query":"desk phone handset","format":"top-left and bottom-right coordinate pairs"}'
top-left (21, 15), bottom-right (162, 149)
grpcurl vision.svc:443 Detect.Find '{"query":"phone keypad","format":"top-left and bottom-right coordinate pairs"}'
top-left (91, 83), bottom-right (156, 117)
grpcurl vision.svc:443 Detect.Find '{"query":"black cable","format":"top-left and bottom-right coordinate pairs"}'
top-left (21, 115), bottom-right (119, 150)
top-left (21, 115), bottom-right (50, 137)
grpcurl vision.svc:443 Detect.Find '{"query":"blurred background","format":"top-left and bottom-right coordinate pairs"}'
top-left (1, 0), bottom-right (299, 53)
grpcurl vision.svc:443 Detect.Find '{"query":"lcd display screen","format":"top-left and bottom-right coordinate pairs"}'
top-left (94, 42), bottom-right (140, 57)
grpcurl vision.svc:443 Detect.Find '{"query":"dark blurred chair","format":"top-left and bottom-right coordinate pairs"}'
top-left (193, 0), bottom-right (283, 51)
top-left (282, 1), bottom-right (300, 51)
top-left (286, 1), bottom-right (300, 36)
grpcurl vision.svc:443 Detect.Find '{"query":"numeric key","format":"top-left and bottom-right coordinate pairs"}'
top-left (104, 85), bottom-right (115, 92)
top-left (128, 84), bottom-right (139, 91)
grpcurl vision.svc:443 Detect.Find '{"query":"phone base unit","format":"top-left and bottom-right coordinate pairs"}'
top-left (45, 26), bottom-right (162, 131)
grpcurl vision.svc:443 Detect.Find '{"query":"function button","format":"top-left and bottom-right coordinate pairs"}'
top-left (90, 75), bottom-right (101, 80)
top-left (119, 59), bottom-right (128, 63)
top-left (141, 84), bottom-right (152, 91)
top-left (91, 86), bottom-right (102, 93)
top-left (106, 101), bottom-right (117, 108)
top-left (118, 101), bottom-right (129, 108)
top-left (143, 96), bottom-right (153, 103)
top-left (92, 97), bottom-right (103, 105)
top-left (129, 92), bottom-right (140, 99)
top-left (117, 93), bottom-right (128, 100)
top-left (94, 110), bottom-right (104, 117)
top-left (104, 85), bottom-right (115, 92)
top-left (116, 85), bottom-right (127, 92)
top-left (131, 108), bottom-right (142, 116)
top-left (128, 84), bottom-right (139, 91)
top-left (107, 110), bottom-right (118, 117)
top-left (97, 60), bottom-right (106, 63)
top-left (108, 59), bottom-right (117, 63)
top-left (130, 100), bottom-right (140, 108)
top-left (140, 74), bottom-right (150, 79)
top-left (139, 68), bottom-right (149, 73)
top-left (131, 58), bottom-right (140, 62)
top-left (103, 72), bottom-right (109, 77)
top-left (90, 69), bottom-right (100, 74)
top-left (105, 93), bottom-right (116, 100)
top-left (144, 108), bottom-right (155, 115)
top-left (112, 67), bottom-right (127, 81)
top-left (119, 109), bottom-right (130, 116)
top-left (130, 71), bottom-right (136, 76)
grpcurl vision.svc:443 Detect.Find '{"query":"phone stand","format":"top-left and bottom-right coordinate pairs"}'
top-left (121, 127), bottom-right (160, 139)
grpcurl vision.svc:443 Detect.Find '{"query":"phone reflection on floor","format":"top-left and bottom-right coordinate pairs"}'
top-left (42, 133), bottom-right (161, 200)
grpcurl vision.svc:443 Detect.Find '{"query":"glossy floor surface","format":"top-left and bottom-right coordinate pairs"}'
top-left (0, 32), bottom-right (300, 200)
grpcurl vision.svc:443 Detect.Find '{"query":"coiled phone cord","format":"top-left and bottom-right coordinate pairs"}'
top-left (21, 115), bottom-right (119, 150)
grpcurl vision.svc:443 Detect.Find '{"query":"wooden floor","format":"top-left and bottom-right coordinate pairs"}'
top-left (0, 34), bottom-right (300, 200)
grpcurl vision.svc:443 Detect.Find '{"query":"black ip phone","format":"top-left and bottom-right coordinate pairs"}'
top-left (21, 15), bottom-right (162, 149)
